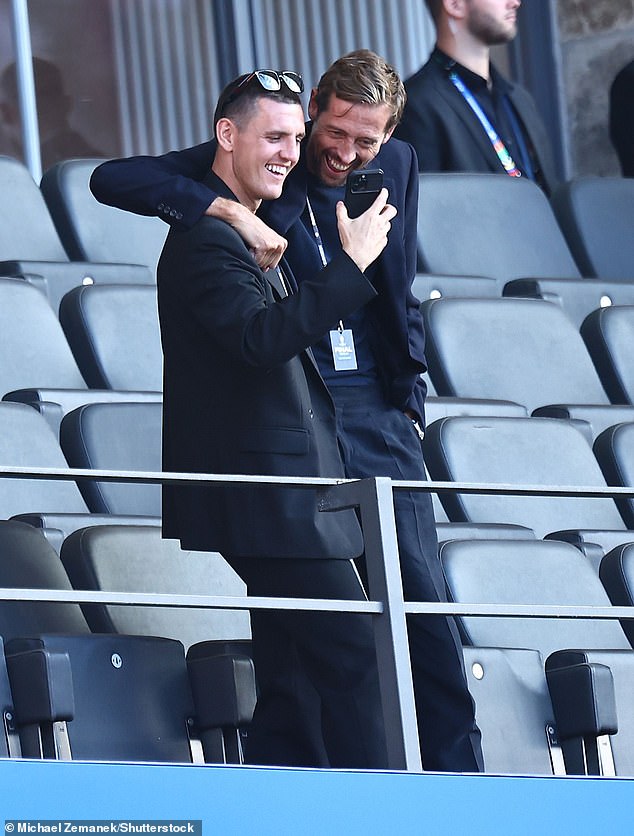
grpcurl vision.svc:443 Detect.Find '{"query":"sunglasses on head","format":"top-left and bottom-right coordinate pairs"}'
top-left (215, 70), bottom-right (304, 123)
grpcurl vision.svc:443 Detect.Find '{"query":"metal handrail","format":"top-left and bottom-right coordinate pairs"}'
top-left (2, 462), bottom-right (634, 771)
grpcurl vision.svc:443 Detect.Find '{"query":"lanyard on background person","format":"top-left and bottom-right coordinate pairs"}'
top-left (449, 71), bottom-right (522, 178)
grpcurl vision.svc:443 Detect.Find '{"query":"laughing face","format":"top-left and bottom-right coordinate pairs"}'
top-left (224, 96), bottom-right (305, 210)
top-left (305, 92), bottom-right (394, 187)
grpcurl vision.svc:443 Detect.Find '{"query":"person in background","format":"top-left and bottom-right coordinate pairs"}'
top-left (610, 59), bottom-right (634, 177)
top-left (91, 49), bottom-right (484, 774)
top-left (395, 0), bottom-right (557, 194)
top-left (0, 57), bottom-right (103, 171)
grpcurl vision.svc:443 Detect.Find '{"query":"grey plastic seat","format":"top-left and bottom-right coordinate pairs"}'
top-left (422, 296), bottom-right (634, 439)
top-left (600, 542), bottom-right (634, 648)
top-left (40, 159), bottom-right (167, 276)
top-left (60, 525), bottom-right (251, 650)
top-left (593, 422), bottom-right (634, 529)
top-left (0, 156), bottom-right (152, 312)
top-left (424, 415), bottom-right (627, 544)
top-left (0, 276), bottom-right (160, 437)
top-left (0, 401), bottom-right (159, 546)
top-left (412, 273), bottom-right (500, 302)
top-left (439, 538), bottom-right (633, 775)
top-left (0, 520), bottom-right (254, 764)
top-left (504, 277), bottom-right (634, 330)
top-left (581, 306), bottom-right (634, 405)
top-left (463, 646), bottom-right (562, 776)
top-left (417, 173), bottom-right (581, 281)
top-left (60, 402), bottom-right (162, 516)
top-left (59, 284), bottom-right (163, 391)
top-left (551, 177), bottom-right (634, 281)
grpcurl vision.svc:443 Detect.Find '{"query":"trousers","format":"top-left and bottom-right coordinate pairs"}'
top-left (334, 384), bottom-right (483, 772)
top-left (227, 553), bottom-right (388, 770)
top-left (241, 383), bottom-right (484, 772)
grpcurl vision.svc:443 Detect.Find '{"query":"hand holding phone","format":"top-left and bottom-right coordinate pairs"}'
top-left (344, 169), bottom-right (384, 218)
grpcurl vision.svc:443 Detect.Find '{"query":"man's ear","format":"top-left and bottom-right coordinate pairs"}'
top-left (307, 88), bottom-right (319, 121)
top-left (215, 117), bottom-right (236, 151)
top-left (444, 0), bottom-right (467, 21)
top-left (382, 126), bottom-right (396, 145)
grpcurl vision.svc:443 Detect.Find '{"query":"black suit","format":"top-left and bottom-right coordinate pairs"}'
top-left (395, 49), bottom-right (557, 194)
top-left (158, 170), bottom-right (387, 768)
top-left (610, 59), bottom-right (634, 177)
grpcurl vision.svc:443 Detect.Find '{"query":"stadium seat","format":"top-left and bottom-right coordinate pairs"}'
top-left (0, 156), bottom-right (152, 312)
top-left (439, 538), bottom-right (631, 775)
top-left (581, 306), bottom-right (634, 405)
top-left (463, 646), bottom-right (563, 775)
top-left (59, 284), bottom-right (163, 391)
top-left (412, 273), bottom-right (500, 302)
top-left (600, 543), bottom-right (634, 647)
top-left (0, 276), bottom-right (161, 437)
top-left (551, 177), bottom-right (634, 281)
top-left (0, 520), bottom-right (255, 764)
top-left (422, 296), bottom-right (634, 438)
top-left (60, 525), bottom-right (251, 649)
top-left (423, 415), bottom-right (628, 546)
top-left (593, 423), bottom-right (634, 529)
top-left (417, 173), bottom-right (580, 281)
top-left (0, 401), bottom-right (159, 546)
top-left (59, 402), bottom-right (162, 517)
top-left (0, 637), bottom-right (20, 756)
top-left (40, 159), bottom-right (167, 275)
top-left (0, 520), bottom-right (90, 640)
top-left (503, 277), bottom-right (634, 330)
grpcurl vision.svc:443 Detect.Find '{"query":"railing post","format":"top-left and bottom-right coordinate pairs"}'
top-left (319, 477), bottom-right (422, 772)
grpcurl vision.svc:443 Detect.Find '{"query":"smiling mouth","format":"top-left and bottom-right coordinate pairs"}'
top-left (325, 155), bottom-right (353, 174)
top-left (265, 164), bottom-right (288, 178)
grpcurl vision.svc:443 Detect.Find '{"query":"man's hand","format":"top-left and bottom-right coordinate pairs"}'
top-left (205, 197), bottom-right (287, 270)
top-left (336, 188), bottom-right (397, 274)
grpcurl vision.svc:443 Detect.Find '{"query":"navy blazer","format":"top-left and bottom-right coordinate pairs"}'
top-left (91, 128), bottom-right (428, 420)
top-left (395, 53), bottom-right (558, 195)
top-left (159, 171), bottom-right (374, 558)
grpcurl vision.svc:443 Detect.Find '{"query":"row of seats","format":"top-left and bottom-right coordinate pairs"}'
top-left (0, 518), bottom-right (255, 764)
top-left (5, 514), bottom-right (634, 777)
top-left (2, 154), bottom-right (634, 775)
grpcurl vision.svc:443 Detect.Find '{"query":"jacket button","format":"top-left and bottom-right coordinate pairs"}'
top-left (308, 408), bottom-right (314, 418)
top-left (176, 212), bottom-right (183, 220)
top-left (157, 203), bottom-right (164, 211)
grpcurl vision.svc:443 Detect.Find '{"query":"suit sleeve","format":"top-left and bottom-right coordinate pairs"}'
top-left (401, 143), bottom-right (429, 417)
top-left (171, 223), bottom-right (377, 370)
top-left (90, 142), bottom-right (217, 230)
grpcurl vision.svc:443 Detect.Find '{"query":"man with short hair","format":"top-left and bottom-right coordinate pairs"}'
top-left (395, 0), bottom-right (557, 193)
top-left (91, 49), bottom-right (484, 773)
top-left (157, 69), bottom-right (395, 769)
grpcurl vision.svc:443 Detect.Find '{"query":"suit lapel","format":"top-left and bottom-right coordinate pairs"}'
top-left (433, 72), bottom-right (505, 172)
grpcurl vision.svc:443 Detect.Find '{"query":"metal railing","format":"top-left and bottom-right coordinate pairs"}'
top-left (2, 463), bottom-right (634, 772)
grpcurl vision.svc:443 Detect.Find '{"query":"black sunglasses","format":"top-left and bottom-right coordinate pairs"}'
top-left (215, 70), bottom-right (304, 124)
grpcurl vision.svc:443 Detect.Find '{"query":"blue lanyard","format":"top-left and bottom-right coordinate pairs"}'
top-left (449, 71), bottom-right (521, 178)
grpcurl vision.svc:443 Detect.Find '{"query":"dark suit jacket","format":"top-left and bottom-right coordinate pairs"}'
top-left (91, 128), bottom-right (428, 420)
top-left (610, 59), bottom-right (634, 177)
top-left (395, 51), bottom-right (558, 194)
top-left (158, 172), bottom-right (374, 558)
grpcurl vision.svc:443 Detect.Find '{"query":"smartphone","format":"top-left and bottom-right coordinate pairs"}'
top-left (344, 168), bottom-right (384, 218)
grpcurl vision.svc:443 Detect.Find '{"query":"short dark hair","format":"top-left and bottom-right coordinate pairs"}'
top-left (214, 74), bottom-right (302, 129)
top-left (424, 0), bottom-right (443, 23)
